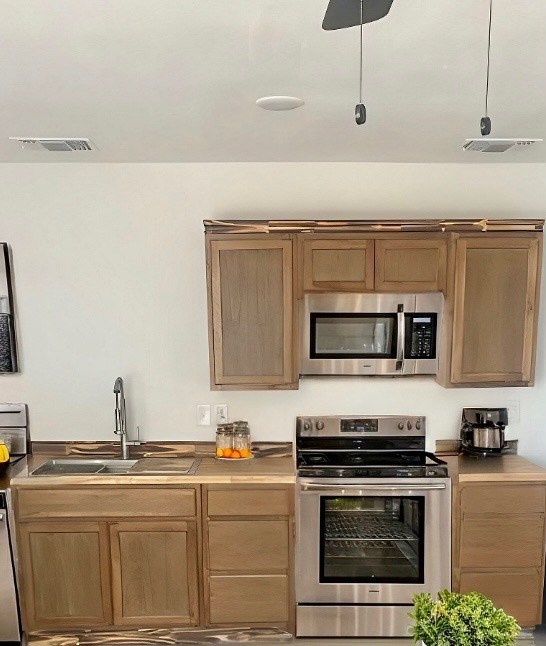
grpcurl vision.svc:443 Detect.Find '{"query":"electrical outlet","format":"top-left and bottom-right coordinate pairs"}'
top-left (197, 404), bottom-right (211, 427)
top-left (214, 404), bottom-right (228, 425)
top-left (507, 400), bottom-right (520, 424)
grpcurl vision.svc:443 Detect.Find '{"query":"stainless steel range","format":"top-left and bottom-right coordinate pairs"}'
top-left (295, 415), bottom-right (451, 638)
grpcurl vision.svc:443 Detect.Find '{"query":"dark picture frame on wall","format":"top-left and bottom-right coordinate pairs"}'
top-left (0, 243), bottom-right (18, 372)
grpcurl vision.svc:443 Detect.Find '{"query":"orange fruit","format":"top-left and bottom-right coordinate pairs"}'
top-left (222, 448), bottom-right (232, 458)
top-left (216, 448), bottom-right (224, 458)
top-left (231, 450), bottom-right (241, 459)
top-left (240, 449), bottom-right (251, 458)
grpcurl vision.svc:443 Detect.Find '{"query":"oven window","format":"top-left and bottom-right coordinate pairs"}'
top-left (320, 496), bottom-right (424, 584)
top-left (310, 314), bottom-right (396, 359)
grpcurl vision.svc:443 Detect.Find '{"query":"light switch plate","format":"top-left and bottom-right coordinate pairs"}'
top-left (197, 404), bottom-right (211, 427)
top-left (214, 404), bottom-right (228, 425)
top-left (507, 400), bottom-right (520, 424)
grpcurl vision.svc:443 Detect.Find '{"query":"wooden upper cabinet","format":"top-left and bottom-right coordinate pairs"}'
top-left (109, 521), bottom-right (199, 627)
top-left (451, 236), bottom-right (541, 385)
top-left (375, 238), bottom-right (447, 292)
top-left (302, 238), bottom-right (375, 292)
top-left (18, 522), bottom-right (112, 631)
top-left (208, 237), bottom-right (295, 389)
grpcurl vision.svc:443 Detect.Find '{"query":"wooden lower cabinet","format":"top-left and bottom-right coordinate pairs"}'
top-left (453, 482), bottom-right (546, 627)
top-left (109, 521), bottom-right (199, 627)
top-left (18, 521), bottom-right (112, 631)
top-left (15, 485), bottom-right (202, 633)
top-left (203, 485), bottom-right (295, 632)
top-left (15, 483), bottom-right (296, 634)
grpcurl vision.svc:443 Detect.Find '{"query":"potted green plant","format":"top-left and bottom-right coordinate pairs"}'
top-left (409, 590), bottom-right (520, 646)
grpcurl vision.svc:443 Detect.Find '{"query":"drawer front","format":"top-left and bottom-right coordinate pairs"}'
top-left (461, 515), bottom-right (545, 568)
top-left (461, 485), bottom-right (546, 516)
top-left (208, 520), bottom-right (289, 571)
top-left (207, 488), bottom-right (290, 517)
top-left (17, 487), bottom-right (196, 520)
top-left (460, 571), bottom-right (541, 626)
top-left (209, 575), bottom-right (289, 624)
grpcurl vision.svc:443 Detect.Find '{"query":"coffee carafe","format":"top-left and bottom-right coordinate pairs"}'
top-left (460, 407), bottom-right (508, 456)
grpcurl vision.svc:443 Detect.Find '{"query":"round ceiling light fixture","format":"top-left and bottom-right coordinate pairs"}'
top-left (256, 96), bottom-right (305, 111)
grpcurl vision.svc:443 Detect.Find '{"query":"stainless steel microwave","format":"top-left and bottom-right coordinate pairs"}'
top-left (301, 293), bottom-right (443, 376)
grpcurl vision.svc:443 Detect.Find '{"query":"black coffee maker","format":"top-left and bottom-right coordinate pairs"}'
top-left (460, 407), bottom-right (508, 456)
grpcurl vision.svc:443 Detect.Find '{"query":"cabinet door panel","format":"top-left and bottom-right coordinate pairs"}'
top-left (110, 521), bottom-right (198, 627)
top-left (303, 239), bottom-right (374, 292)
top-left (208, 575), bottom-right (289, 624)
top-left (460, 515), bottom-right (544, 568)
top-left (210, 239), bottom-right (294, 386)
top-left (451, 237), bottom-right (540, 384)
top-left (375, 239), bottom-right (447, 292)
top-left (459, 571), bottom-right (541, 627)
top-left (18, 522), bottom-right (111, 631)
top-left (208, 520), bottom-right (289, 571)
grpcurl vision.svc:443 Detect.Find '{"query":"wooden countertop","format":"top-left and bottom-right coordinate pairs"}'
top-left (445, 453), bottom-right (546, 483)
top-left (9, 455), bottom-right (296, 487)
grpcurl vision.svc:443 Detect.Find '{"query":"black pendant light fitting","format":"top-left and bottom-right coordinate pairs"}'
top-left (481, 0), bottom-right (493, 136)
top-left (355, 0), bottom-right (366, 125)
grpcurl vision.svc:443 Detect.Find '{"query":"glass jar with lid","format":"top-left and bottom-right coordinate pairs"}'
top-left (233, 421), bottom-right (252, 458)
top-left (216, 423), bottom-right (234, 459)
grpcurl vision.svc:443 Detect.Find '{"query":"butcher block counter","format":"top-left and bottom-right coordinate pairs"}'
top-left (9, 455), bottom-right (295, 487)
top-left (446, 453), bottom-right (546, 482)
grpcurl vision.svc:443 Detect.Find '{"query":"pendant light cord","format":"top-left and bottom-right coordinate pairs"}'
top-left (484, 0), bottom-right (493, 117)
top-left (359, 0), bottom-right (363, 103)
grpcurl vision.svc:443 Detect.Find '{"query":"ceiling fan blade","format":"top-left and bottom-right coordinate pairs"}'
top-left (322, 0), bottom-right (394, 31)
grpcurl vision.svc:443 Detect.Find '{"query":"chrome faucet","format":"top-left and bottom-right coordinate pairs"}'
top-left (113, 377), bottom-right (129, 459)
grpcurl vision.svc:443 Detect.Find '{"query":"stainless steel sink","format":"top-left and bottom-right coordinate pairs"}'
top-left (30, 459), bottom-right (139, 476)
top-left (29, 457), bottom-right (200, 477)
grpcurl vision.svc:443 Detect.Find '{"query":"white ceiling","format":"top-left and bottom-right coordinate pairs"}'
top-left (1, 0), bottom-right (545, 162)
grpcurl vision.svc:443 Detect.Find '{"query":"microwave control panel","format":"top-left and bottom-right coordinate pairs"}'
top-left (405, 314), bottom-right (437, 359)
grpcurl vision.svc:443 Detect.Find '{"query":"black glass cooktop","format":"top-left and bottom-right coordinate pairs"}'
top-left (297, 451), bottom-right (448, 478)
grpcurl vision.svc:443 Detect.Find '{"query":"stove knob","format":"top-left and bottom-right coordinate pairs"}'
top-left (316, 420), bottom-right (325, 431)
top-left (303, 421), bottom-right (311, 431)
top-left (407, 421), bottom-right (413, 431)
top-left (398, 422), bottom-right (405, 430)
top-left (415, 420), bottom-right (421, 431)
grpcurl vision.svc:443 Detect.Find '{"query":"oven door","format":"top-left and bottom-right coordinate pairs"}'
top-left (296, 478), bottom-right (451, 604)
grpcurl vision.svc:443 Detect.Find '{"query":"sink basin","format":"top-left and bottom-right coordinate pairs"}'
top-left (30, 459), bottom-right (139, 476)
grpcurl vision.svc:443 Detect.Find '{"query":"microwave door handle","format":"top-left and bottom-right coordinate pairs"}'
top-left (396, 305), bottom-right (405, 372)
top-left (301, 483), bottom-right (447, 492)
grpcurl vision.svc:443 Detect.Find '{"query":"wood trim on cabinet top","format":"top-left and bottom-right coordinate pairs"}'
top-left (204, 219), bottom-right (544, 235)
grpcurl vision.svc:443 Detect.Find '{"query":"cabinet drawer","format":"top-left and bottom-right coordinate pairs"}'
top-left (460, 571), bottom-right (541, 626)
top-left (208, 520), bottom-right (289, 571)
top-left (461, 515), bottom-right (544, 568)
top-left (17, 487), bottom-right (196, 520)
top-left (209, 575), bottom-right (289, 624)
top-left (207, 488), bottom-right (290, 517)
top-left (461, 485), bottom-right (545, 516)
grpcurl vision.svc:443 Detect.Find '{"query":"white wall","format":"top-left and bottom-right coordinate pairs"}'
top-left (1, 162), bottom-right (545, 463)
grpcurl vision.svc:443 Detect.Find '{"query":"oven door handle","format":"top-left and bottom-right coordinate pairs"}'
top-left (300, 483), bottom-right (447, 492)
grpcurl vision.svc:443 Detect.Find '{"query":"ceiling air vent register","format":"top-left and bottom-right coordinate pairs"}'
top-left (463, 139), bottom-right (542, 153)
top-left (9, 137), bottom-right (95, 151)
